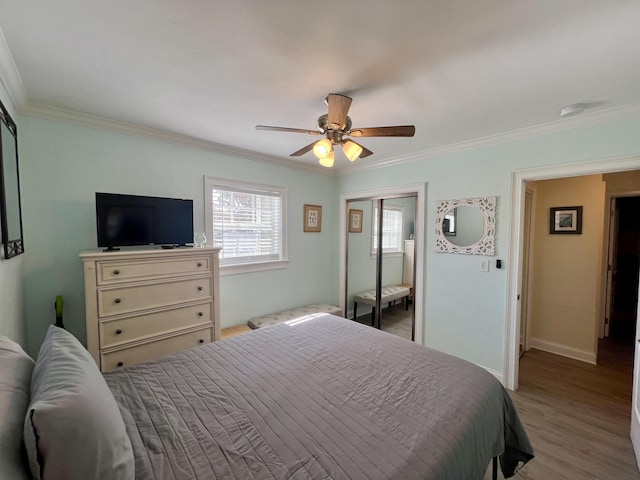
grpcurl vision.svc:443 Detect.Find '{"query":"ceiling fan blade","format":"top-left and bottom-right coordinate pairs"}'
top-left (349, 125), bottom-right (415, 137)
top-left (356, 143), bottom-right (374, 158)
top-left (326, 94), bottom-right (352, 130)
top-left (256, 125), bottom-right (321, 135)
top-left (290, 141), bottom-right (317, 157)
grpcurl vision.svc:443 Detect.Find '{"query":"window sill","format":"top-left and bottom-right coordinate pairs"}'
top-left (220, 259), bottom-right (290, 276)
top-left (370, 251), bottom-right (404, 258)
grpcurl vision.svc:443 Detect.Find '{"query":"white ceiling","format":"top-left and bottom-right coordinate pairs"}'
top-left (1, 1), bottom-right (640, 171)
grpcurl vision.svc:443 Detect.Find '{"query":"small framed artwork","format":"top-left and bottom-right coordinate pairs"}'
top-left (303, 204), bottom-right (322, 232)
top-left (349, 209), bottom-right (363, 233)
top-left (550, 206), bottom-right (583, 234)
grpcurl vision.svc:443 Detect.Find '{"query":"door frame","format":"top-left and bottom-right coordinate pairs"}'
top-left (340, 183), bottom-right (426, 344)
top-left (505, 154), bottom-right (640, 390)
top-left (602, 196), bottom-right (619, 338)
top-left (601, 191), bottom-right (640, 338)
top-left (519, 188), bottom-right (535, 353)
top-left (633, 274), bottom-right (640, 469)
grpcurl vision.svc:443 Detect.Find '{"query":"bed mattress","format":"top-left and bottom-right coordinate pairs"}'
top-left (104, 314), bottom-right (533, 480)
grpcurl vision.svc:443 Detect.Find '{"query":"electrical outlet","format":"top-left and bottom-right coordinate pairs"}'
top-left (480, 260), bottom-right (490, 272)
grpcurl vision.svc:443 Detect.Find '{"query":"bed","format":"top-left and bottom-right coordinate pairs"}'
top-left (11, 315), bottom-right (533, 480)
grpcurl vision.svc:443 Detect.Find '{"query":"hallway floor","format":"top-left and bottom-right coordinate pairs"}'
top-left (495, 339), bottom-right (639, 479)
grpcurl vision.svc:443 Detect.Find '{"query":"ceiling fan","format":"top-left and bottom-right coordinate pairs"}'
top-left (256, 93), bottom-right (415, 168)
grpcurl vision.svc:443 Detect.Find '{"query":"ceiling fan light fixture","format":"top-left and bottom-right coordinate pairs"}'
top-left (318, 150), bottom-right (334, 168)
top-left (342, 140), bottom-right (363, 161)
top-left (313, 138), bottom-right (332, 159)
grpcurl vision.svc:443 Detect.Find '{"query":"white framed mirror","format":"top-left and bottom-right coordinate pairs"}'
top-left (435, 196), bottom-right (496, 255)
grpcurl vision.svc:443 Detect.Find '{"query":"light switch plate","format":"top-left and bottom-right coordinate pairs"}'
top-left (480, 260), bottom-right (490, 272)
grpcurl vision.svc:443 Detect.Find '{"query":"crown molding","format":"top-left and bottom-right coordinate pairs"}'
top-left (14, 98), bottom-right (640, 179)
top-left (338, 101), bottom-right (640, 175)
top-left (0, 28), bottom-right (27, 109)
top-left (20, 102), bottom-right (337, 175)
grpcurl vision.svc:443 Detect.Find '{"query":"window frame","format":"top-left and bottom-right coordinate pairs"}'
top-left (205, 176), bottom-right (289, 276)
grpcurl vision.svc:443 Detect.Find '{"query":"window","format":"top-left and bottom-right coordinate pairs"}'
top-left (372, 204), bottom-right (404, 253)
top-left (205, 177), bottom-right (288, 274)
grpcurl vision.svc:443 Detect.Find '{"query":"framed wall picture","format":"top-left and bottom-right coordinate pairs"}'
top-left (550, 206), bottom-right (583, 234)
top-left (303, 204), bottom-right (322, 232)
top-left (349, 209), bottom-right (363, 233)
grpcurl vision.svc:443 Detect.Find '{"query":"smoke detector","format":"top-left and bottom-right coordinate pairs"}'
top-left (559, 103), bottom-right (586, 118)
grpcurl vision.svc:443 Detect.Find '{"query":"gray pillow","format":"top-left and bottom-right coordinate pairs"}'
top-left (24, 326), bottom-right (134, 480)
top-left (0, 336), bottom-right (34, 480)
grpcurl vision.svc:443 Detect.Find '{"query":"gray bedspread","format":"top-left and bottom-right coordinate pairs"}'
top-left (104, 315), bottom-right (533, 480)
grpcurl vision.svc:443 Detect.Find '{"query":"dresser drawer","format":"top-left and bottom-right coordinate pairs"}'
top-left (101, 327), bottom-right (213, 372)
top-left (99, 302), bottom-right (212, 349)
top-left (97, 255), bottom-right (210, 285)
top-left (98, 277), bottom-right (212, 317)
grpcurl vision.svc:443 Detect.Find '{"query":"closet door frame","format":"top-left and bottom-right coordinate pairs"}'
top-left (340, 183), bottom-right (426, 344)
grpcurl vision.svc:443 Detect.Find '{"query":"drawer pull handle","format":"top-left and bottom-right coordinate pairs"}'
top-left (198, 312), bottom-right (204, 317)
top-left (117, 361), bottom-right (124, 367)
top-left (199, 339), bottom-right (205, 344)
top-left (113, 269), bottom-right (120, 275)
top-left (115, 329), bottom-right (123, 335)
top-left (114, 298), bottom-right (122, 304)
top-left (198, 286), bottom-right (203, 291)
top-left (197, 262), bottom-right (203, 267)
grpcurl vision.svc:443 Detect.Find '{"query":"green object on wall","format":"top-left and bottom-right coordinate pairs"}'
top-left (54, 295), bottom-right (64, 328)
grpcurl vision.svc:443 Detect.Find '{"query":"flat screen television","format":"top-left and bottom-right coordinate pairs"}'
top-left (96, 192), bottom-right (193, 250)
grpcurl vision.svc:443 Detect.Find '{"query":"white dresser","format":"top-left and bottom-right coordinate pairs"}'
top-left (80, 247), bottom-right (221, 372)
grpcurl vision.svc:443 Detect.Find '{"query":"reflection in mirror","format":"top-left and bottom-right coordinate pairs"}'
top-left (435, 196), bottom-right (496, 255)
top-left (346, 199), bottom-right (374, 327)
top-left (445, 206), bottom-right (484, 247)
top-left (381, 197), bottom-right (416, 341)
top-left (443, 209), bottom-right (456, 236)
top-left (346, 196), bottom-right (416, 341)
top-left (0, 100), bottom-right (24, 259)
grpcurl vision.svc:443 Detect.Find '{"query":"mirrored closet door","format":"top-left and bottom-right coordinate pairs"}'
top-left (346, 195), bottom-right (416, 341)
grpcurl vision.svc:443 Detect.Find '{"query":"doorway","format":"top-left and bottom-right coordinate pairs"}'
top-left (505, 157), bottom-right (640, 390)
top-left (339, 183), bottom-right (425, 344)
top-left (605, 196), bottom-right (640, 345)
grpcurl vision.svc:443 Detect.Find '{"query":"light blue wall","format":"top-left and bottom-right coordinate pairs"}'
top-left (0, 80), bottom-right (26, 345)
top-left (338, 115), bottom-right (640, 372)
top-left (12, 101), bottom-right (640, 373)
top-left (18, 116), bottom-right (339, 356)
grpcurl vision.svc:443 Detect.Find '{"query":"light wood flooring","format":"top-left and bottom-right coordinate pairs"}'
top-left (220, 324), bottom-right (252, 339)
top-left (489, 339), bottom-right (639, 479)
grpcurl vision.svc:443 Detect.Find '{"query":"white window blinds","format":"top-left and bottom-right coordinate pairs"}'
top-left (372, 205), bottom-right (404, 253)
top-left (209, 181), bottom-right (285, 266)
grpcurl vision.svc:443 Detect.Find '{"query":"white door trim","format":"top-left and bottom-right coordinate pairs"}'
top-left (602, 196), bottom-right (618, 338)
top-left (505, 154), bottom-right (640, 390)
top-left (602, 190), bottom-right (640, 338)
top-left (339, 183), bottom-right (426, 344)
top-left (520, 189), bottom-right (535, 353)
top-left (633, 261), bottom-right (640, 469)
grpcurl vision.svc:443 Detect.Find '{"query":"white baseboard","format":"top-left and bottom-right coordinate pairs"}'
top-left (529, 337), bottom-right (596, 365)
top-left (631, 415), bottom-right (640, 471)
top-left (479, 365), bottom-right (504, 384)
